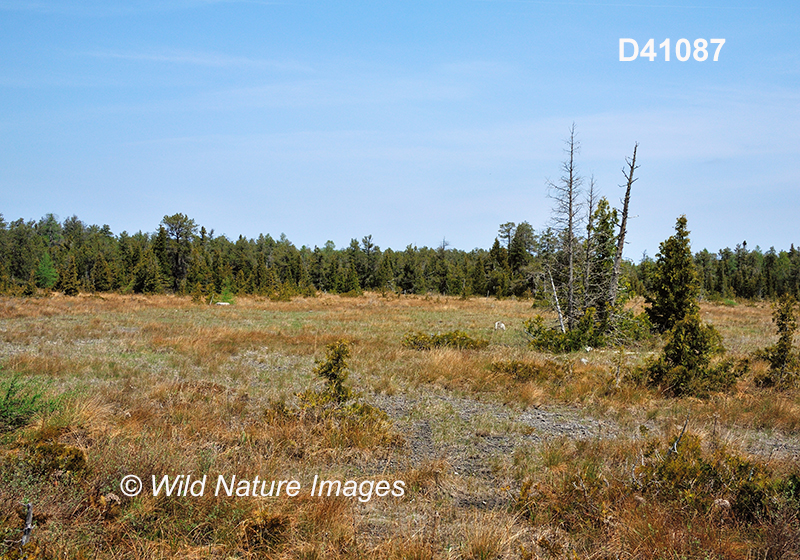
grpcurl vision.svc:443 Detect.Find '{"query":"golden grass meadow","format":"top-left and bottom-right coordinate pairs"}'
top-left (1, 292), bottom-right (799, 559)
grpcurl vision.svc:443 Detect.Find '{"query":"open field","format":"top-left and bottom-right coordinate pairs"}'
top-left (1, 293), bottom-right (799, 559)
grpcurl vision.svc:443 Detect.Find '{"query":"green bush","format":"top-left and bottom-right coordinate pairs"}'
top-left (606, 309), bottom-right (653, 345)
top-left (638, 431), bottom-right (780, 521)
top-left (0, 375), bottom-right (52, 433)
top-left (515, 431), bottom-right (800, 533)
top-left (401, 330), bottom-right (488, 351)
top-left (754, 294), bottom-right (799, 388)
top-left (522, 308), bottom-right (602, 353)
top-left (311, 340), bottom-right (351, 403)
top-left (639, 311), bottom-right (743, 396)
top-left (522, 305), bottom-right (651, 354)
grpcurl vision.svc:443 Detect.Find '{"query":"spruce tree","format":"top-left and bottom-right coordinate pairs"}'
top-left (61, 256), bottom-right (81, 296)
top-left (91, 253), bottom-right (114, 292)
top-left (132, 248), bottom-right (163, 294)
top-left (0, 261), bottom-right (10, 294)
top-left (34, 251), bottom-right (59, 290)
top-left (759, 294), bottom-right (799, 386)
top-left (340, 263), bottom-right (362, 295)
top-left (375, 253), bottom-right (394, 293)
top-left (646, 216), bottom-right (700, 333)
top-left (23, 269), bottom-right (38, 296)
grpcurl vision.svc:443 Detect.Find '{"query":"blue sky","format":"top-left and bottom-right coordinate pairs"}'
top-left (1, 1), bottom-right (798, 259)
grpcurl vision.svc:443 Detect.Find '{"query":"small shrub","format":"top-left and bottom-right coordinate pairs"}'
top-left (190, 282), bottom-right (205, 304)
top-left (311, 340), bottom-right (351, 403)
top-left (638, 311), bottom-right (742, 397)
top-left (754, 294), bottom-right (799, 388)
top-left (0, 376), bottom-right (53, 433)
top-left (218, 278), bottom-right (236, 304)
top-left (606, 309), bottom-right (653, 345)
top-left (523, 308), bottom-right (602, 353)
top-left (24, 440), bottom-right (86, 475)
top-left (638, 431), bottom-right (784, 523)
top-left (514, 431), bottom-right (800, 555)
top-left (401, 330), bottom-right (488, 351)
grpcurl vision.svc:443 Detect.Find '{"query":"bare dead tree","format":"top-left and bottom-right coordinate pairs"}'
top-left (609, 142), bottom-right (638, 308)
top-left (547, 123), bottom-right (583, 330)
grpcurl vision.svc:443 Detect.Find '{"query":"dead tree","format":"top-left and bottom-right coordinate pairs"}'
top-left (609, 143), bottom-right (638, 308)
top-left (547, 124), bottom-right (583, 330)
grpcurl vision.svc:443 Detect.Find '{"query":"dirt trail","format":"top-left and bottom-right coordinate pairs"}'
top-left (368, 390), bottom-right (800, 488)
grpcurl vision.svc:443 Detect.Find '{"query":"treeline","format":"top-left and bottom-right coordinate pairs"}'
top-left (632, 243), bottom-right (800, 302)
top-left (0, 212), bottom-right (568, 299)
top-left (1, 211), bottom-right (798, 302)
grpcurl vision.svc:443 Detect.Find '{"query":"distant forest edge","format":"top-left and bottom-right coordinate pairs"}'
top-left (2, 211), bottom-right (798, 302)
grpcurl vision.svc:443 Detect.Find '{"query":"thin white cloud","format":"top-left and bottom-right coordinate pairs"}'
top-left (0, 0), bottom-right (285, 15)
top-left (473, 0), bottom-right (757, 9)
top-left (85, 49), bottom-right (312, 72)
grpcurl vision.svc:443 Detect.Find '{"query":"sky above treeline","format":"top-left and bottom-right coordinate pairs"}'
top-left (2, 1), bottom-right (798, 259)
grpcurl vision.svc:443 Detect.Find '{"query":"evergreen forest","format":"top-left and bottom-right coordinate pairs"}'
top-left (1, 210), bottom-right (798, 303)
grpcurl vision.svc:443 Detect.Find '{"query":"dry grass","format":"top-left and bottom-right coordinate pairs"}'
top-left (0, 293), bottom-right (798, 558)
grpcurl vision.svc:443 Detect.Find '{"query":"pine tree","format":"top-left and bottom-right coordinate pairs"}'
top-left (34, 252), bottom-right (59, 290)
top-left (375, 253), bottom-right (394, 293)
top-left (23, 269), bottom-right (38, 297)
top-left (91, 253), bottom-right (115, 292)
top-left (585, 197), bottom-right (618, 321)
top-left (61, 256), bottom-right (81, 296)
top-left (469, 255), bottom-right (488, 297)
top-left (340, 263), bottom-right (362, 295)
top-left (132, 248), bottom-right (163, 294)
top-left (161, 213), bottom-right (197, 291)
top-left (760, 294), bottom-right (799, 386)
top-left (646, 216), bottom-right (700, 333)
top-left (0, 261), bottom-right (11, 294)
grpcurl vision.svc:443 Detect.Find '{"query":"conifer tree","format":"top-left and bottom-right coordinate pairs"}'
top-left (61, 256), bottom-right (81, 296)
top-left (646, 216), bottom-right (700, 333)
top-left (375, 252), bottom-right (394, 293)
top-left (132, 248), bottom-right (163, 294)
top-left (91, 253), bottom-right (114, 292)
top-left (760, 294), bottom-right (799, 386)
top-left (508, 222), bottom-right (534, 274)
top-left (265, 266), bottom-right (280, 296)
top-left (584, 197), bottom-right (618, 321)
top-left (469, 254), bottom-right (488, 297)
top-left (161, 213), bottom-right (197, 291)
top-left (34, 251), bottom-right (59, 290)
top-left (0, 261), bottom-right (10, 295)
top-left (23, 269), bottom-right (38, 297)
top-left (340, 262), bottom-right (362, 294)
top-left (152, 225), bottom-right (171, 285)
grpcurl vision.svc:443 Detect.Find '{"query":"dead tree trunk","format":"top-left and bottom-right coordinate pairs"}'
top-left (609, 143), bottom-right (638, 308)
top-left (548, 124), bottom-right (583, 330)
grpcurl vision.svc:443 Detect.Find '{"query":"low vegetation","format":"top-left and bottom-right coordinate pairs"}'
top-left (401, 330), bottom-right (489, 351)
top-left (0, 292), bottom-right (797, 558)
